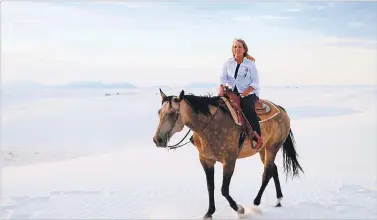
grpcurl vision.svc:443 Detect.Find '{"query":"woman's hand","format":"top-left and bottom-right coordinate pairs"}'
top-left (219, 85), bottom-right (224, 96)
top-left (242, 86), bottom-right (254, 97)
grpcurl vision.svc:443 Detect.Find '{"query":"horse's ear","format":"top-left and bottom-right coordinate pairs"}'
top-left (178, 90), bottom-right (184, 102)
top-left (159, 88), bottom-right (167, 100)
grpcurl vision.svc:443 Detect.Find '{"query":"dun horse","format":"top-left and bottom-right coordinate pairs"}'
top-left (153, 88), bottom-right (303, 219)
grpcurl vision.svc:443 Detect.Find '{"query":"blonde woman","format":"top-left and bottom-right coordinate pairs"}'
top-left (219, 38), bottom-right (262, 148)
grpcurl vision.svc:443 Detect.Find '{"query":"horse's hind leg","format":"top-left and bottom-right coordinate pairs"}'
top-left (254, 147), bottom-right (283, 207)
top-left (272, 162), bottom-right (283, 207)
top-left (221, 159), bottom-right (244, 215)
top-left (199, 156), bottom-right (216, 219)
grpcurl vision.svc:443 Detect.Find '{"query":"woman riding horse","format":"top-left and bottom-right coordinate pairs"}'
top-left (153, 38), bottom-right (304, 219)
top-left (219, 38), bottom-right (263, 149)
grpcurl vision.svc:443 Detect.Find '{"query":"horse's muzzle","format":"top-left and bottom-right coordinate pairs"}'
top-left (153, 135), bottom-right (167, 147)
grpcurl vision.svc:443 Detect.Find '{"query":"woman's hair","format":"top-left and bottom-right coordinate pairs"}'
top-left (232, 38), bottom-right (256, 62)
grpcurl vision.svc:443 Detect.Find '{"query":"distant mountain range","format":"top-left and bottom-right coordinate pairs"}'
top-left (3, 81), bottom-right (375, 90)
top-left (2, 81), bottom-right (137, 89)
top-left (55, 81), bottom-right (137, 89)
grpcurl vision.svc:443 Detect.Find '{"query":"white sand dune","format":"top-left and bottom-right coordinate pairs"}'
top-left (1, 86), bottom-right (376, 219)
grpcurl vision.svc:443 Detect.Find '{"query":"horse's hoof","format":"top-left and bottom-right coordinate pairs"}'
top-left (253, 198), bottom-right (261, 206)
top-left (203, 206), bottom-right (215, 219)
top-left (203, 213), bottom-right (212, 220)
top-left (236, 204), bottom-right (245, 214)
top-left (275, 197), bottom-right (282, 207)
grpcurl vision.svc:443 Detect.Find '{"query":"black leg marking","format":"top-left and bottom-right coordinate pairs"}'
top-left (200, 157), bottom-right (216, 219)
top-left (221, 160), bottom-right (244, 214)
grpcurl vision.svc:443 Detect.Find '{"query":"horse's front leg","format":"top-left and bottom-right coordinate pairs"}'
top-left (199, 156), bottom-right (216, 219)
top-left (221, 158), bottom-right (245, 214)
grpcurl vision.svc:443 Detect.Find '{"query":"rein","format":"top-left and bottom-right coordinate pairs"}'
top-left (166, 99), bottom-right (221, 150)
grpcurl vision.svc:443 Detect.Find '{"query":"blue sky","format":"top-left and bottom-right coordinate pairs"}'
top-left (2, 1), bottom-right (376, 87)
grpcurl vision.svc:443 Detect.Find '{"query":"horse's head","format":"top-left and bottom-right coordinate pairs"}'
top-left (153, 89), bottom-right (186, 148)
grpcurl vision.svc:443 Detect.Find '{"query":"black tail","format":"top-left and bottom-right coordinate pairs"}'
top-left (282, 129), bottom-right (304, 180)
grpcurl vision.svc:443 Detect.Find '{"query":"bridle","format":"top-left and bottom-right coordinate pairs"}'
top-left (164, 98), bottom-right (221, 150)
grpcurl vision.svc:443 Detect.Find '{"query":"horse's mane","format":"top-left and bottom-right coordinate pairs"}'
top-left (182, 93), bottom-right (229, 116)
top-left (162, 92), bottom-right (229, 116)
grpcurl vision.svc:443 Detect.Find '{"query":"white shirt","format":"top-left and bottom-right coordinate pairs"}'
top-left (220, 57), bottom-right (260, 97)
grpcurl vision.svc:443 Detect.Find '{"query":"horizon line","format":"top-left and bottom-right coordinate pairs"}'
top-left (2, 80), bottom-right (377, 89)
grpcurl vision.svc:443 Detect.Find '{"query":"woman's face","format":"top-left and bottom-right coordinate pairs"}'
top-left (233, 41), bottom-right (245, 57)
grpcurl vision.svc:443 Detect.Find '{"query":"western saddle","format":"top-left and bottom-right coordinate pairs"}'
top-left (222, 87), bottom-right (268, 149)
